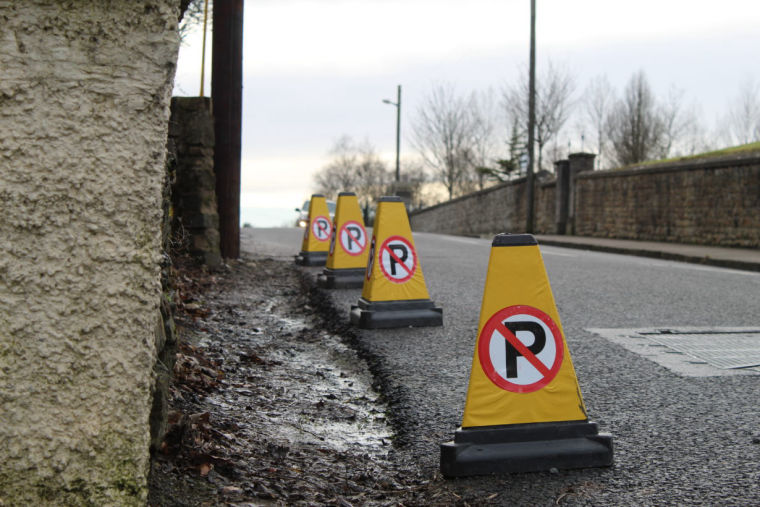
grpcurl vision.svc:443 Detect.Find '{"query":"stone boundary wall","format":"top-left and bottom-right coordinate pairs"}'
top-left (574, 154), bottom-right (760, 247)
top-left (169, 97), bottom-right (221, 268)
top-left (410, 179), bottom-right (529, 236)
top-left (410, 152), bottom-right (760, 248)
top-left (535, 181), bottom-right (557, 234)
top-left (409, 178), bottom-right (558, 237)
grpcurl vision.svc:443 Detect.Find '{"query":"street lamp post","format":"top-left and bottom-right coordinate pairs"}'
top-left (526, 0), bottom-right (536, 234)
top-left (382, 85), bottom-right (401, 182)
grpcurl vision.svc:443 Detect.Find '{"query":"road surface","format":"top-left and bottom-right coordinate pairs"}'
top-left (242, 226), bottom-right (760, 505)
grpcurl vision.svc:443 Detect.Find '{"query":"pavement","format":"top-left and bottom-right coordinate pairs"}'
top-left (535, 234), bottom-right (760, 272)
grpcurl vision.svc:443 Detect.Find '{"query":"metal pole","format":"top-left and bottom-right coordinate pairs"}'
top-left (526, 0), bottom-right (536, 233)
top-left (199, 0), bottom-right (209, 96)
top-left (395, 85), bottom-right (401, 182)
top-left (212, 0), bottom-right (243, 259)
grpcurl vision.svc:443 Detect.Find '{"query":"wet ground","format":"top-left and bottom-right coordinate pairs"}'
top-left (148, 255), bottom-right (460, 506)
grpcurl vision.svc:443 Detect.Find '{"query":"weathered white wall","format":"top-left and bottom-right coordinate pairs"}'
top-left (0, 1), bottom-right (180, 504)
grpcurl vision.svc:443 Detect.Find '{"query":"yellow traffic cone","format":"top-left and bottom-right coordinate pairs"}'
top-left (295, 194), bottom-right (332, 266)
top-left (440, 233), bottom-right (612, 477)
top-left (317, 192), bottom-right (370, 288)
top-left (350, 196), bottom-right (442, 328)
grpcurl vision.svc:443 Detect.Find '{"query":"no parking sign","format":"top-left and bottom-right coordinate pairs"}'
top-left (339, 221), bottom-right (367, 256)
top-left (478, 305), bottom-right (564, 393)
top-left (442, 233), bottom-right (612, 478)
top-left (379, 235), bottom-right (416, 283)
top-left (459, 233), bottom-right (589, 428)
top-left (310, 215), bottom-right (331, 242)
top-left (320, 192), bottom-right (371, 284)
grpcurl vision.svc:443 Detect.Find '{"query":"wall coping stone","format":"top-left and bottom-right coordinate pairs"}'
top-left (582, 152), bottom-right (760, 180)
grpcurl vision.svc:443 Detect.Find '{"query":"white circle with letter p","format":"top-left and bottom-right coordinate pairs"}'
top-left (339, 221), bottom-right (367, 256)
top-left (311, 216), bottom-right (331, 242)
top-left (379, 235), bottom-right (416, 283)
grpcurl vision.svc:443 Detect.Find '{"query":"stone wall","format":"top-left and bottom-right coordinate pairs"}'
top-left (0, 1), bottom-right (180, 504)
top-left (535, 181), bottom-right (557, 234)
top-left (410, 178), bottom-right (555, 237)
top-left (169, 96), bottom-right (221, 268)
top-left (574, 154), bottom-right (760, 247)
top-left (409, 152), bottom-right (760, 248)
top-left (410, 180), bottom-right (520, 236)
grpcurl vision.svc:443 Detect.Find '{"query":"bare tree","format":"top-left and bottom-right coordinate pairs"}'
top-left (313, 136), bottom-right (391, 212)
top-left (721, 78), bottom-right (760, 146)
top-left (477, 113), bottom-right (526, 183)
top-left (672, 107), bottom-right (713, 156)
top-left (606, 71), bottom-right (668, 166)
top-left (179, 0), bottom-right (211, 43)
top-left (659, 85), bottom-right (699, 156)
top-left (658, 87), bottom-right (711, 157)
top-left (411, 84), bottom-right (491, 199)
top-left (314, 136), bottom-right (360, 195)
top-left (467, 89), bottom-right (502, 191)
top-left (582, 75), bottom-right (614, 168)
top-left (503, 61), bottom-right (576, 172)
top-left (353, 140), bottom-right (392, 213)
top-left (396, 158), bottom-right (429, 210)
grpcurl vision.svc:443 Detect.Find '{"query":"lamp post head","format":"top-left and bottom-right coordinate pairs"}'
top-left (382, 87), bottom-right (402, 183)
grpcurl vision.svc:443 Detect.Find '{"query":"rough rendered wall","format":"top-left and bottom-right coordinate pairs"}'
top-left (0, 1), bottom-right (179, 504)
top-left (574, 155), bottom-right (760, 247)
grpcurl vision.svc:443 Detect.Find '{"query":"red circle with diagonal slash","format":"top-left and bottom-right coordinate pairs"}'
top-left (339, 221), bottom-right (367, 256)
top-left (311, 215), bottom-right (332, 242)
top-left (379, 235), bottom-right (416, 283)
top-left (477, 305), bottom-right (564, 393)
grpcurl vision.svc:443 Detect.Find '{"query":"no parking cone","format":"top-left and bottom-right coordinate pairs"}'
top-left (295, 194), bottom-right (332, 266)
top-left (440, 233), bottom-right (612, 477)
top-left (350, 196), bottom-right (442, 328)
top-left (317, 192), bottom-right (369, 289)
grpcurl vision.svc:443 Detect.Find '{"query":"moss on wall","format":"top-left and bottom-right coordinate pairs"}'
top-left (0, 1), bottom-right (181, 503)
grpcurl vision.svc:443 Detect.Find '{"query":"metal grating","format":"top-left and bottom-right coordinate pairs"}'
top-left (587, 327), bottom-right (760, 377)
top-left (642, 329), bottom-right (760, 369)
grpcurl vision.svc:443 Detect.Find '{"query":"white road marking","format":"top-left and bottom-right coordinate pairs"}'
top-left (439, 235), bottom-right (488, 245)
top-left (541, 248), bottom-right (576, 257)
top-left (632, 258), bottom-right (759, 277)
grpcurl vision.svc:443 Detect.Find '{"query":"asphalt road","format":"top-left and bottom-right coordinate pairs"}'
top-left (242, 226), bottom-right (760, 505)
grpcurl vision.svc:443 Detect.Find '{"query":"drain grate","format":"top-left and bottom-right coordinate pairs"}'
top-left (587, 327), bottom-right (760, 377)
top-left (642, 329), bottom-right (760, 369)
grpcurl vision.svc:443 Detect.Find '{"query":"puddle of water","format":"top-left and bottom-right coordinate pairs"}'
top-left (187, 269), bottom-right (396, 466)
top-left (264, 318), bottom-right (393, 456)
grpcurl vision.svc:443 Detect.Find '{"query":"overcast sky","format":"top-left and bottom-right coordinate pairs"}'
top-left (173, 0), bottom-right (760, 226)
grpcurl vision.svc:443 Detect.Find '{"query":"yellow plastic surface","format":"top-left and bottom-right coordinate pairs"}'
top-left (361, 200), bottom-right (430, 302)
top-left (300, 195), bottom-right (331, 253)
top-left (326, 194), bottom-right (369, 270)
top-left (461, 243), bottom-right (588, 427)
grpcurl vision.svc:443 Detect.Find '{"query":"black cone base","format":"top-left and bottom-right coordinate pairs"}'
top-left (317, 267), bottom-right (366, 289)
top-left (350, 297), bottom-right (442, 329)
top-left (440, 420), bottom-right (613, 478)
top-left (294, 250), bottom-right (328, 266)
